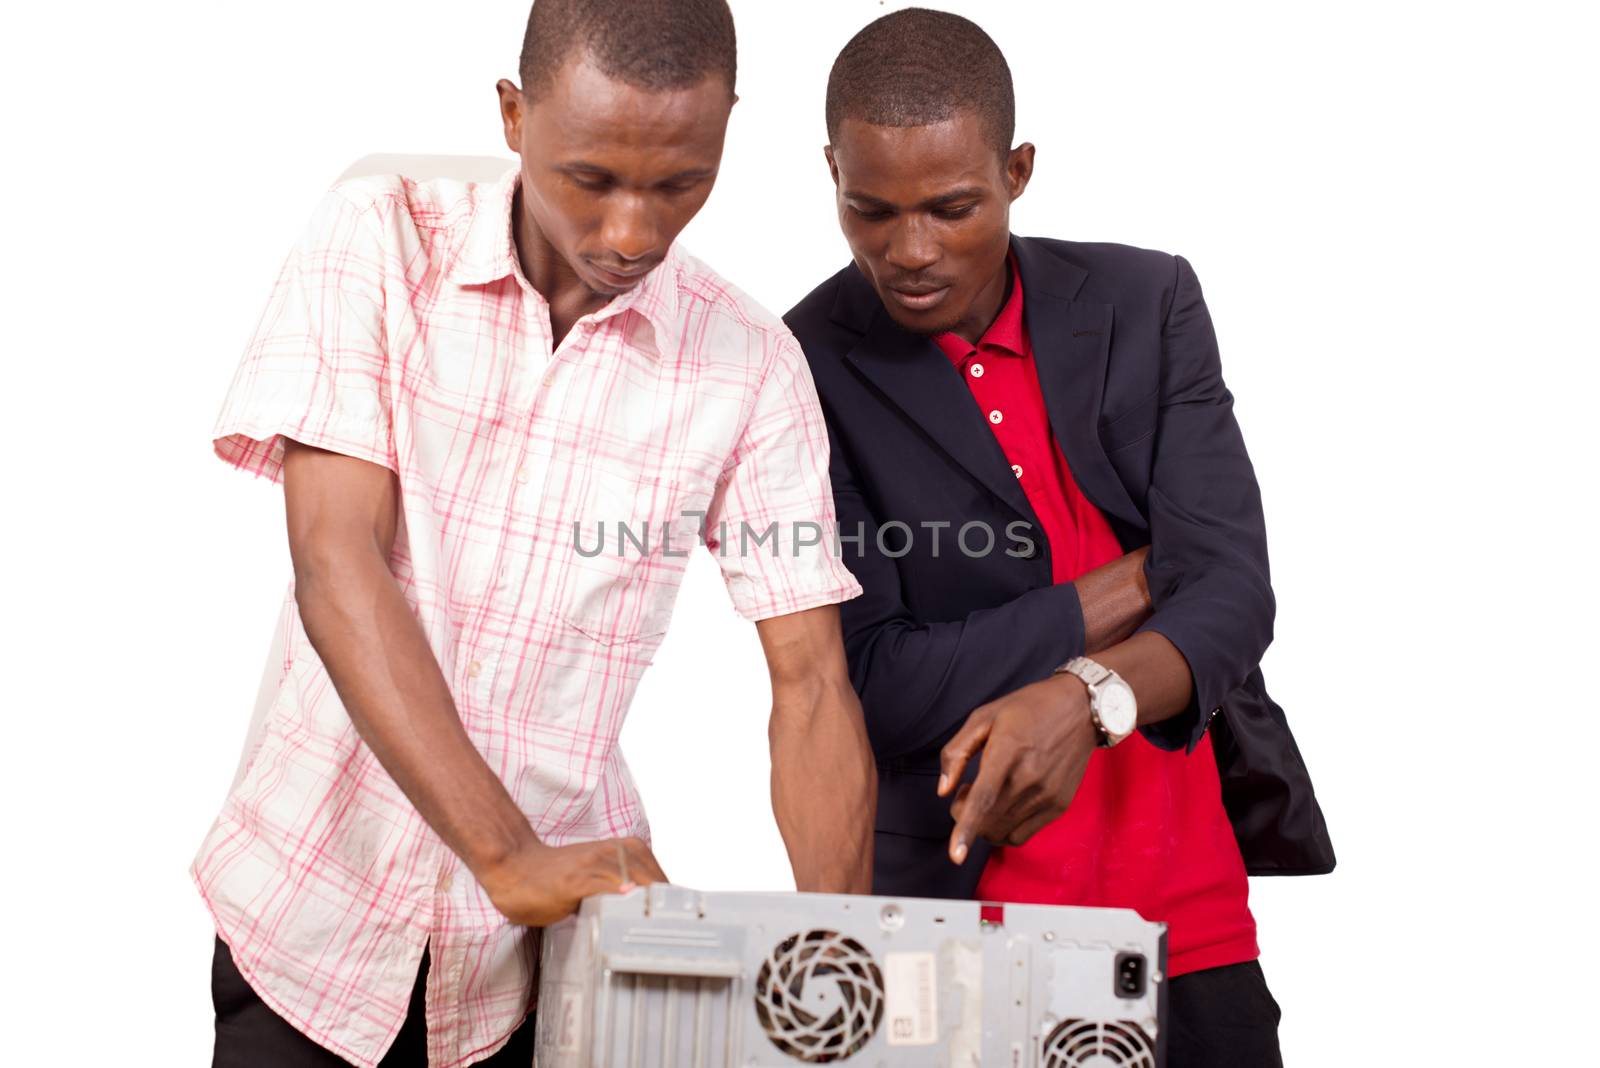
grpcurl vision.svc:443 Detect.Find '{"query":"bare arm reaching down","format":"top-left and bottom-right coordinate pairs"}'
top-left (281, 438), bottom-right (665, 925)
top-left (756, 605), bottom-right (877, 893)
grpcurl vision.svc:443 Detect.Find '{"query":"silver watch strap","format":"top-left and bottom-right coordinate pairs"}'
top-left (1053, 656), bottom-right (1128, 747)
top-left (1055, 656), bottom-right (1112, 689)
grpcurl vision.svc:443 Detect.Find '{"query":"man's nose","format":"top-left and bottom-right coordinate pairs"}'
top-left (600, 194), bottom-right (661, 263)
top-left (884, 217), bottom-right (939, 273)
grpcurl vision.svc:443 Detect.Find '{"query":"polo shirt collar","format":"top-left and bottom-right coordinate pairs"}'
top-left (445, 165), bottom-right (681, 358)
top-left (933, 253), bottom-right (1026, 365)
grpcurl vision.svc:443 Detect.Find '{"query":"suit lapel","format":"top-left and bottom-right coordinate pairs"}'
top-left (836, 269), bottom-right (1039, 526)
top-left (1013, 238), bottom-right (1145, 530)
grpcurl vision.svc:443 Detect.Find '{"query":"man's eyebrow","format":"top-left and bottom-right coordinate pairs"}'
top-left (555, 161), bottom-right (715, 184)
top-left (840, 190), bottom-right (895, 210)
top-left (841, 187), bottom-right (988, 211)
top-left (654, 166), bottom-right (718, 183)
top-left (555, 160), bottom-right (615, 176)
top-left (920, 186), bottom-right (988, 208)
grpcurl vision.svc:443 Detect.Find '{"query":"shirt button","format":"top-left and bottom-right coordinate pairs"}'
top-left (970, 363), bottom-right (985, 378)
top-left (437, 869), bottom-right (454, 893)
top-left (467, 660), bottom-right (483, 678)
top-left (988, 409), bottom-right (1004, 425)
top-left (542, 370), bottom-right (557, 388)
top-left (1012, 464), bottom-right (1024, 478)
top-left (515, 466), bottom-right (529, 484)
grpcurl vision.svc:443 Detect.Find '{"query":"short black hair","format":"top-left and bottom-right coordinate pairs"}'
top-left (519, 0), bottom-right (737, 100)
top-left (825, 8), bottom-right (1014, 155)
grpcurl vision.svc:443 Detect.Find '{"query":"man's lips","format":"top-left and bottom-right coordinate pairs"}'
top-left (589, 262), bottom-right (654, 289)
top-left (886, 283), bottom-right (953, 311)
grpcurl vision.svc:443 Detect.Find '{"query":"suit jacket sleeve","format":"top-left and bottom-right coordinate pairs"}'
top-left (1135, 254), bottom-right (1276, 751)
top-left (828, 420), bottom-right (1089, 762)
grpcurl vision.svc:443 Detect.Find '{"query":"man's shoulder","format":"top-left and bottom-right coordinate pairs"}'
top-left (315, 172), bottom-right (496, 262)
top-left (328, 170), bottom-right (483, 218)
top-left (784, 263), bottom-right (857, 332)
top-left (668, 248), bottom-right (797, 357)
top-left (781, 262), bottom-right (869, 367)
top-left (1017, 236), bottom-right (1182, 301)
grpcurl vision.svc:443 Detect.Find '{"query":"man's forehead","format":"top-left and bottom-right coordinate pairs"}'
top-left (534, 54), bottom-right (731, 141)
top-left (833, 115), bottom-right (996, 189)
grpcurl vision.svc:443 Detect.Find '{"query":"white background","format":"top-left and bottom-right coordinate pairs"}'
top-left (4, 0), bottom-right (1596, 1063)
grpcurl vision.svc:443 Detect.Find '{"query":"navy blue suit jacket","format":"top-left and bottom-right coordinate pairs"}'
top-left (785, 236), bottom-right (1334, 899)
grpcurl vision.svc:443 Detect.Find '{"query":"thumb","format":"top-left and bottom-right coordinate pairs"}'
top-left (939, 709), bottom-right (994, 796)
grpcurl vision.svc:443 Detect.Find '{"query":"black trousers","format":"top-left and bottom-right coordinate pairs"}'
top-left (211, 937), bottom-right (535, 1067)
top-left (1166, 959), bottom-right (1284, 1067)
top-left (215, 935), bottom-right (1277, 1066)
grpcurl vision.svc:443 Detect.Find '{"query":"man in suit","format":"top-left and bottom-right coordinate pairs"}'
top-left (785, 10), bottom-right (1333, 1065)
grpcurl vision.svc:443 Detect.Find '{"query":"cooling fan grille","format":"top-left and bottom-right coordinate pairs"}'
top-left (1042, 1018), bottom-right (1157, 1068)
top-left (754, 929), bottom-right (885, 1062)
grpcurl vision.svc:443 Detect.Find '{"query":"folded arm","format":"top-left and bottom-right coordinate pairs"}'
top-left (828, 425), bottom-right (1152, 763)
top-left (1132, 253), bottom-right (1276, 743)
top-left (940, 254), bottom-right (1277, 857)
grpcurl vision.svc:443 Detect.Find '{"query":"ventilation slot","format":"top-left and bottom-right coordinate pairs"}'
top-left (596, 972), bottom-right (737, 1067)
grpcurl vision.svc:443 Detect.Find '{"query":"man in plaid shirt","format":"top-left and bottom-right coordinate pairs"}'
top-left (196, 2), bottom-right (874, 1065)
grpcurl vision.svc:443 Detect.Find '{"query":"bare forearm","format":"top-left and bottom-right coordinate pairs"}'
top-left (295, 554), bottom-right (538, 880)
top-left (1091, 630), bottom-right (1194, 726)
top-left (769, 676), bottom-right (876, 892)
top-left (1074, 546), bottom-right (1153, 653)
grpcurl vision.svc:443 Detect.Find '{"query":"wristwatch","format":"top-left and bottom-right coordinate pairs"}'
top-left (1053, 656), bottom-right (1138, 747)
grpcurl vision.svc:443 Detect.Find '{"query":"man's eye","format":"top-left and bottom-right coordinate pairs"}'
top-left (572, 175), bottom-right (613, 191)
top-left (936, 205), bottom-right (978, 220)
top-left (851, 206), bottom-right (892, 221)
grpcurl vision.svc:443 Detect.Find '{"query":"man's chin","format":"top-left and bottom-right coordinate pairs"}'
top-left (879, 300), bottom-right (960, 337)
top-left (582, 260), bottom-right (656, 298)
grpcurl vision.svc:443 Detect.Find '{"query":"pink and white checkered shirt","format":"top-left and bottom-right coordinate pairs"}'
top-left (191, 165), bottom-right (860, 1067)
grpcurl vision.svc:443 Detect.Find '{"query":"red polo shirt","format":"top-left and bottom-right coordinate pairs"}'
top-left (933, 258), bottom-right (1259, 978)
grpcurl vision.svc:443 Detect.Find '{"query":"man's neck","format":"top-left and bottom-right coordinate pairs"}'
top-left (512, 188), bottom-right (608, 345)
top-left (945, 259), bottom-right (1012, 347)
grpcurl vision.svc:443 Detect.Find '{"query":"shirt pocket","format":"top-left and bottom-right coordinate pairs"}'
top-left (563, 469), bottom-right (704, 645)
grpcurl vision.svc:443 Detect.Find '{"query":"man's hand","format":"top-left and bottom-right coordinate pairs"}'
top-left (476, 836), bottom-right (668, 927)
top-left (937, 674), bottom-right (1097, 863)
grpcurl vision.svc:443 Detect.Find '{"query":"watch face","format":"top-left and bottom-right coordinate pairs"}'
top-left (1098, 681), bottom-right (1138, 736)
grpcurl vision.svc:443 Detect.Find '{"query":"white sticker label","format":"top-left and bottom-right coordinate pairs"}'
top-left (556, 989), bottom-right (583, 1054)
top-left (884, 951), bottom-right (938, 1046)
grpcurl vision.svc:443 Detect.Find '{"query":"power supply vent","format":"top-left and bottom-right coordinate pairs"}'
top-left (1042, 1018), bottom-right (1157, 1068)
top-left (754, 930), bottom-right (885, 1062)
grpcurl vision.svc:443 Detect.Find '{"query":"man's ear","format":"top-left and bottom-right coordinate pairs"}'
top-left (823, 144), bottom-right (840, 187)
top-left (495, 79), bottom-right (524, 155)
top-left (1005, 142), bottom-right (1036, 203)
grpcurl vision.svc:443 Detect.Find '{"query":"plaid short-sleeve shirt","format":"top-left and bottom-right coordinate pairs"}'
top-left (192, 166), bottom-right (860, 1067)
